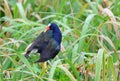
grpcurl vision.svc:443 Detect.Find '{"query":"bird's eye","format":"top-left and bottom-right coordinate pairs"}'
top-left (48, 23), bottom-right (51, 27)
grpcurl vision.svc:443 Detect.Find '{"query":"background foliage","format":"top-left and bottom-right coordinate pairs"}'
top-left (0, 0), bottom-right (120, 81)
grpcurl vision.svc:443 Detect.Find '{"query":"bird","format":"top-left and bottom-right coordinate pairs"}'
top-left (24, 23), bottom-right (62, 62)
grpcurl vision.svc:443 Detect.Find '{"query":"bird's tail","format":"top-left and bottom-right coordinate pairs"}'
top-left (24, 51), bottom-right (30, 58)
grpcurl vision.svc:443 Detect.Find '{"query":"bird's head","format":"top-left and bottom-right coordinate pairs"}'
top-left (46, 23), bottom-right (59, 31)
top-left (46, 23), bottom-right (62, 45)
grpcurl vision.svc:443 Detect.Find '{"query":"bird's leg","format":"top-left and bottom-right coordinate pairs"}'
top-left (34, 59), bottom-right (48, 72)
top-left (40, 62), bottom-right (47, 69)
top-left (40, 62), bottom-right (48, 73)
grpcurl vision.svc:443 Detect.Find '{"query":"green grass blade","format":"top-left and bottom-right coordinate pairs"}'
top-left (108, 56), bottom-right (117, 81)
top-left (13, 4), bottom-right (18, 18)
top-left (86, 0), bottom-right (98, 14)
top-left (49, 60), bottom-right (61, 79)
top-left (16, 3), bottom-right (27, 20)
top-left (66, 60), bottom-right (81, 81)
top-left (57, 65), bottom-right (76, 81)
top-left (95, 48), bottom-right (104, 81)
top-left (59, 0), bottom-right (67, 13)
top-left (78, 14), bottom-right (96, 52)
top-left (17, 53), bottom-right (34, 72)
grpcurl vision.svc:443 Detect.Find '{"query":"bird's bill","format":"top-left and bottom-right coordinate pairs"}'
top-left (46, 26), bottom-right (50, 31)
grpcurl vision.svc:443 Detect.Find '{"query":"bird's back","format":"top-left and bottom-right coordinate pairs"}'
top-left (25, 30), bottom-right (53, 57)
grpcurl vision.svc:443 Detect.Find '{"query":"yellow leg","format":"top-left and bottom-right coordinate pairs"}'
top-left (40, 62), bottom-right (48, 73)
top-left (40, 62), bottom-right (47, 69)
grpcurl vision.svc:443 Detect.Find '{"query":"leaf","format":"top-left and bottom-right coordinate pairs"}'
top-left (57, 65), bottom-right (76, 81)
top-left (49, 60), bottom-right (61, 79)
top-left (86, 0), bottom-right (98, 14)
top-left (66, 60), bottom-right (81, 81)
top-left (108, 56), bottom-right (117, 81)
top-left (78, 14), bottom-right (96, 52)
top-left (102, 8), bottom-right (120, 38)
top-left (95, 48), bottom-right (104, 81)
top-left (16, 2), bottom-right (27, 20)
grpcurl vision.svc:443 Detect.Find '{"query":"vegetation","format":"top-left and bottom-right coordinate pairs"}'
top-left (0, 0), bottom-right (120, 81)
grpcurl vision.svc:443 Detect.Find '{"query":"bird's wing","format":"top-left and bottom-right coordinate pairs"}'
top-left (36, 38), bottom-right (60, 62)
top-left (25, 30), bottom-right (53, 58)
top-left (34, 30), bottom-right (52, 44)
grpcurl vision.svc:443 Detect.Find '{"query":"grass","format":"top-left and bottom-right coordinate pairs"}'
top-left (0, 0), bottom-right (120, 81)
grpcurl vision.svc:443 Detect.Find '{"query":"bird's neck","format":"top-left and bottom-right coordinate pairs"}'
top-left (53, 30), bottom-right (62, 45)
top-left (53, 34), bottom-right (62, 45)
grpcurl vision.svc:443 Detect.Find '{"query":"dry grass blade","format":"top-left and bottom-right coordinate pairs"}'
top-left (2, 0), bottom-right (13, 37)
top-left (1, 0), bottom-right (120, 81)
top-left (3, 0), bottom-right (12, 18)
top-left (0, 38), bottom-right (3, 45)
top-left (102, 8), bottom-right (120, 38)
top-left (99, 35), bottom-right (116, 51)
top-left (60, 43), bottom-right (65, 52)
top-left (99, 35), bottom-right (119, 60)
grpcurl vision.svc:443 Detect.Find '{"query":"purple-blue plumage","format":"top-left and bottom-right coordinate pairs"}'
top-left (24, 23), bottom-right (62, 62)
top-left (49, 23), bottom-right (62, 45)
